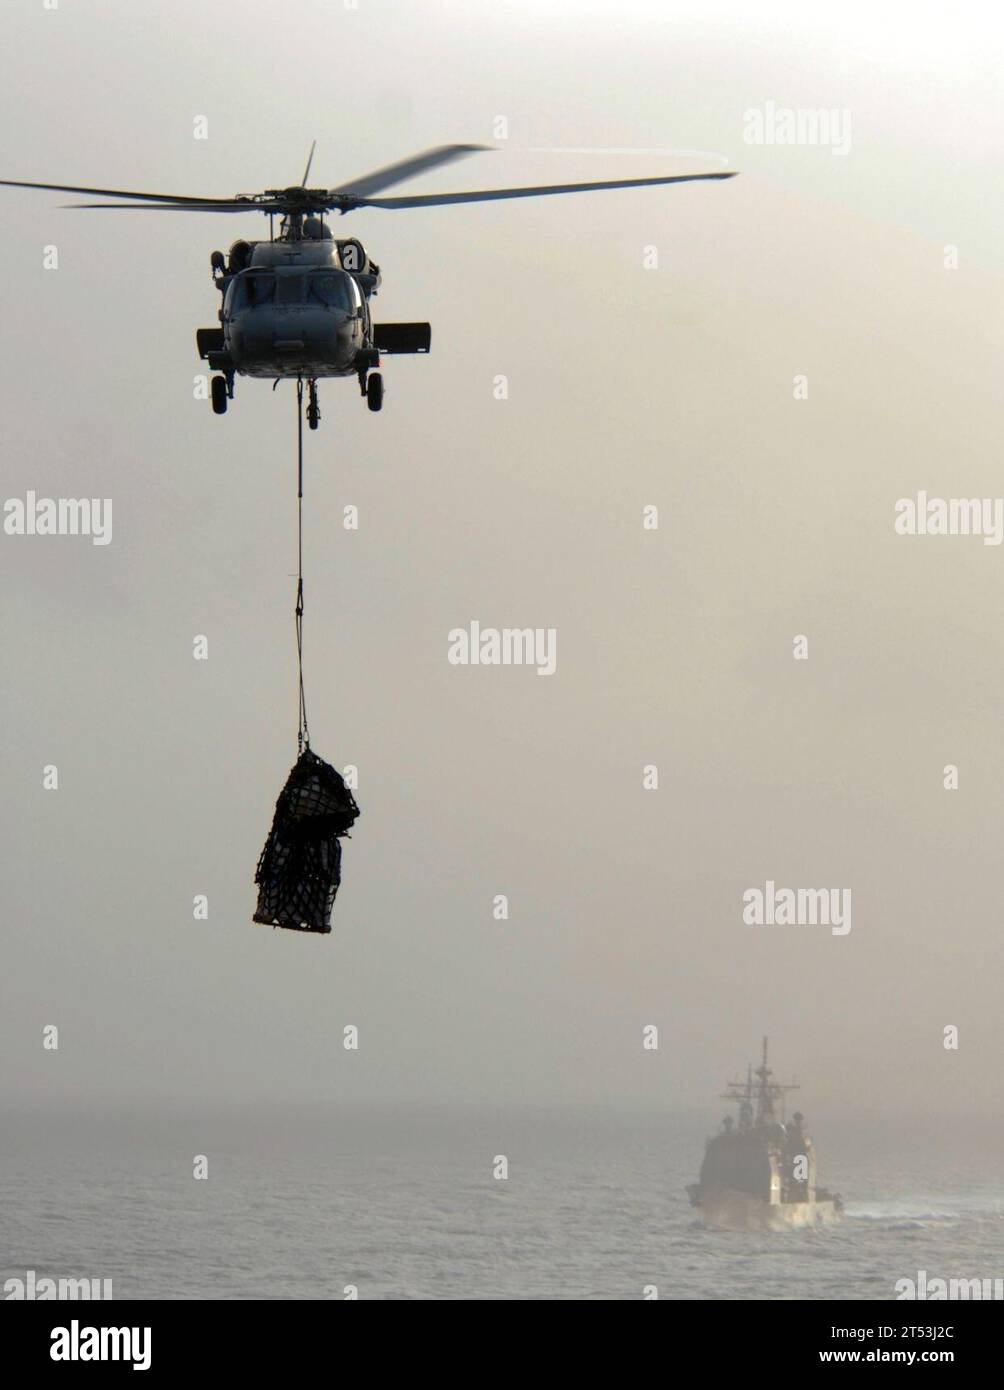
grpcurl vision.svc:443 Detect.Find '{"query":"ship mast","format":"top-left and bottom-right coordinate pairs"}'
top-left (720, 1062), bottom-right (755, 1131)
top-left (721, 1037), bottom-right (799, 1131)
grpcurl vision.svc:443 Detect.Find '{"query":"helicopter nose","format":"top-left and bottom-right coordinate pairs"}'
top-left (231, 304), bottom-right (358, 369)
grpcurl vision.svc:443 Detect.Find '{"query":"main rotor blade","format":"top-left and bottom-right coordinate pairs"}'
top-left (0, 178), bottom-right (240, 204)
top-left (330, 143), bottom-right (491, 198)
top-left (64, 201), bottom-right (258, 211)
top-left (352, 170), bottom-right (737, 210)
top-left (301, 140), bottom-right (317, 187)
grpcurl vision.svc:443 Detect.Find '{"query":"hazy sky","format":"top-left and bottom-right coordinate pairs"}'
top-left (2, 0), bottom-right (1002, 1126)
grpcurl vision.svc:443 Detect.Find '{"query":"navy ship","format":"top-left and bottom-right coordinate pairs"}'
top-left (687, 1038), bottom-right (843, 1230)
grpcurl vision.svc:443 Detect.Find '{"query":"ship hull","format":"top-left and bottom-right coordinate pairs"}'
top-left (689, 1187), bottom-right (842, 1232)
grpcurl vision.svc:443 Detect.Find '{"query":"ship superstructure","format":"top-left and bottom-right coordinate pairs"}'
top-left (687, 1038), bottom-right (842, 1231)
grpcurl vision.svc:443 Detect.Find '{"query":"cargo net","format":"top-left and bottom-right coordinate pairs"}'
top-left (253, 748), bottom-right (360, 934)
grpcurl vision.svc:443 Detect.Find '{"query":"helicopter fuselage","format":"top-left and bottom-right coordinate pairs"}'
top-left (224, 238), bottom-right (370, 380)
top-left (197, 227), bottom-right (430, 418)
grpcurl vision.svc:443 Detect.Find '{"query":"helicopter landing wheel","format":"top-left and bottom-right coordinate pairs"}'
top-left (306, 381), bottom-right (320, 431)
top-left (366, 372), bottom-right (383, 413)
top-left (211, 375), bottom-right (228, 415)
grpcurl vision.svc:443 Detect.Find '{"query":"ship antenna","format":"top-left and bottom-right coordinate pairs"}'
top-left (756, 1036), bottom-right (772, 1126)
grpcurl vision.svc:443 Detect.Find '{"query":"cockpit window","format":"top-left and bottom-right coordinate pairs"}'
top-left (231, 268), bottom-right (358, 312)
top-left (309, 271), bottom-right (355, 310)
top-left (235, 272), bottom-right (275, 308)
top-left (276, 274), bottom-right (306, 306)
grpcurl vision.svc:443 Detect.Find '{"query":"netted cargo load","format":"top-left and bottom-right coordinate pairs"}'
top-left (253, 747), bottom-right (360, 934)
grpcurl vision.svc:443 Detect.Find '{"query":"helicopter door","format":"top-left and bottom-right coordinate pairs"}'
top-left (345, 275), bottom-right (367, 340)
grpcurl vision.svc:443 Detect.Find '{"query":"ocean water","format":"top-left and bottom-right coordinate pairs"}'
top-left (3, 1108), bottom-right (1002, 1300)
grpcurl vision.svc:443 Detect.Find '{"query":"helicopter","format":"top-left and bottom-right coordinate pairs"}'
top-left (1, 144), bottom-right (736, 428)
